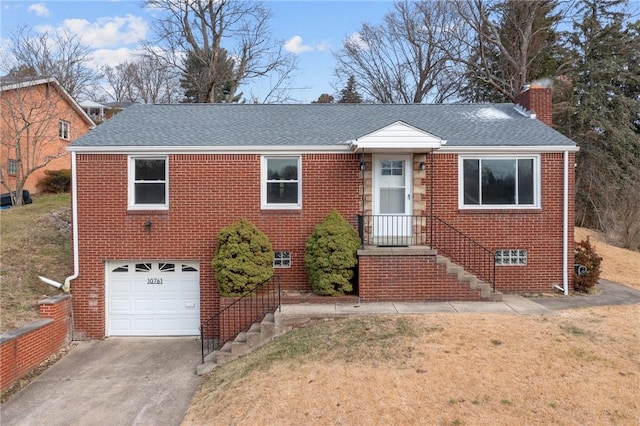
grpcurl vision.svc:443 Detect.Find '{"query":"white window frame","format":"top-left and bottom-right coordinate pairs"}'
top-left (128, 156), bottom-right (169, 210)
top-left (458, 154), bottom-right (540, 209)
top-left (59, 120), bottom-right (70, 140)
top-left (495, 249), bottom-right (528, 266)
top-left (261, 156), bottom-right (302, 210)
top-left (273, 251), bottom-right (292, 268)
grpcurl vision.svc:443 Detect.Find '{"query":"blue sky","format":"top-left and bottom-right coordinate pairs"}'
top-left (1, 1), bottom-right (395, 102)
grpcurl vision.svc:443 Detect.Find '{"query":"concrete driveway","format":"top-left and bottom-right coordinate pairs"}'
top-left (530, 279), bottom-right (640, 310)
top-left (1, 337), bottom-right (203, 426)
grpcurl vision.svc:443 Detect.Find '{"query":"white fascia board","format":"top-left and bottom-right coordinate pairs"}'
top-left (67, 144), bottom-right (353, 154)
top-left (439, 145), bottom-right (579, 154)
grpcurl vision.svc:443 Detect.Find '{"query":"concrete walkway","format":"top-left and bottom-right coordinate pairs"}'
top-left (1, 338), bottom-right (203, 426)
top-left (278, 293), bottom-right (554, 320)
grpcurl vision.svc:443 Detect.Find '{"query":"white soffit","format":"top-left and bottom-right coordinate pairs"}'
top-left (350, 121), bottom-right (444, 152)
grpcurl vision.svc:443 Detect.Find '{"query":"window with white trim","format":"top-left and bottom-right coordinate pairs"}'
top-left (495, 249), bottom-right (527, 266)
top-left (460, 156), bottom-right (539, 208)
top-left (7, 159), bottom-right (18, 175)
top-left (273, 251), bottom-right (291, 268)
top-left (261, 156), bottom-right (301, 209)
top-left (128, 156), bottom-right (168, 210)
top-left (59, 120), bottom-right (70, 139)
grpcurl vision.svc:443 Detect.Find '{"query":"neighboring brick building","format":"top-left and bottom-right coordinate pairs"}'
top-left (67, 85), bottom-right (578, 339)
top-left (0, 76), bottom-right (94, 194)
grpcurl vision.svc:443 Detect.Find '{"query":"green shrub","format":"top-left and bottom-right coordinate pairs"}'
top-left (304, 210), bottom-right (361, 296)
top-left (36, 169), bottom-right (71, 193)
top-left (212, 219), bottom-right (273, 297)
top-left (574, 237), bottom-right (602, 293)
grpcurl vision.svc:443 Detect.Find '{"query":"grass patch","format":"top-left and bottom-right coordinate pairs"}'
top-left (0, 193), bottom-right (71, 332)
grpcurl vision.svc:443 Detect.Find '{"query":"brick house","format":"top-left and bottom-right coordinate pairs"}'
top-left (0, 76), bottom-right (94, 194)
top-left (67, 85), bottom-right (577, 339)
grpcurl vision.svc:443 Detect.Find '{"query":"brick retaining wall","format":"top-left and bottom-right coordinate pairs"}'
top-left (0, 295), bottom-right (71, 392)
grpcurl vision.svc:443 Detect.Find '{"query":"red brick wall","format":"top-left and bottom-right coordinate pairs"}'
top-left (0, 83), bottom-right (92, 193)
top-left (425, 152), bottom-right (575, 294)
top-left (515, 86), bottom-right (553, 126)
top-left (73, 153), bottom-right (360, 339)
top-left (73, 150), bottom-right (574, 338)
top-left (0, 295), bottom-right (71, 392)
top-left (358, 254), bottom-right (485, 302)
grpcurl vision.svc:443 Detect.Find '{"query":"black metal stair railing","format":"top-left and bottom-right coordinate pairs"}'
top-left (358, 215), bottom-right (496, 291)
top-left (200, 275), bottom-right (281, 363)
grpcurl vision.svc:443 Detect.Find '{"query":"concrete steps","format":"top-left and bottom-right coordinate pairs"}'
top-left (436, 254), bottom-right (502, 301)
top-left (196, 312), bottom-right (277, 376)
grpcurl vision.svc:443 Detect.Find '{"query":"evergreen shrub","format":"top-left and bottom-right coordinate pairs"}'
top-left (304, 210), bottom-right (361, 296)
top-left (36, 169), bottom-right (71, 193)
top-left (212, 219), bottom-right (273, 297)
top-left (574, 237), bottom-right (602, 293)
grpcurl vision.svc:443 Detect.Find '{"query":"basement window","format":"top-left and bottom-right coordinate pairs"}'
top-left (495, 249), bottom-right (527, 266)
top-left (273, 251), bottom-right (291, 268)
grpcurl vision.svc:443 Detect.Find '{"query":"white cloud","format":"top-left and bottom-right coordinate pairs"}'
top-left (284, 35), bottom-right (332, 55)
top-left (284, 35), bottom-right (313, 54)
top-left (90, 47), bottom-right (139, 69)
top-left (28, 3), bottom-right (49, 17)
top-left (61, 14), bottom-right (148, 49)
top-left (345, 32), bottom-right (368, 50)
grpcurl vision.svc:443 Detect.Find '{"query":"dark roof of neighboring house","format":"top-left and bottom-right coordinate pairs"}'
top-left (70, 103), bottom-right (576, 149)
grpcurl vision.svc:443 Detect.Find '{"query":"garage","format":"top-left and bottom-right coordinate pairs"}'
top-left (106, 261), bottom-right (200, 336)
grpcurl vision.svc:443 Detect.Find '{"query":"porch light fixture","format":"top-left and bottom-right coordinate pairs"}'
top-left (144, 219), bottom-right (152, 231)
top-left (420, 162), bottom-right (427, 171)
top-left (360, 162), bottom-right (366, 171)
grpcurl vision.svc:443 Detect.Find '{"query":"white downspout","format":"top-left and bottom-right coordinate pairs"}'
top-left (562, 150), bottom-right (569, 295)
top-left (62, 151), bottom-right (80, 292)
top-left (38, 151), bottom-right (80, 293)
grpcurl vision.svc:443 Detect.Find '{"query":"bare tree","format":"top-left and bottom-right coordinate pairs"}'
top-left (104, 56), bottom-right (181, 104)
top-left (2, 25), bottom-right (102, 99)
top-left (133, 55), bottom-right (182, 103)
top-left (0, 79), bottom-right (70, 205)
top-left (455, 0), bottom-right (563, 102)
top-left (102, 62), bottom-right (139, 103)
top-left (143, 0), bottom-right (297, 103)
top-left (334, 0), bottom-right (466, 103)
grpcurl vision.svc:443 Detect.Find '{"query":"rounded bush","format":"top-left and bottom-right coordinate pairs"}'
top-left (304, 210), bottom-right (361, 296)
top-left (212, 219), bottom-right (273, 297)
top-left (574, 237), bottom-right (602, 293)
top-left (36, 169), bottom-right (71, 193)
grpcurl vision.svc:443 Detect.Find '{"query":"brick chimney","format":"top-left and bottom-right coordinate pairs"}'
top-left (515, 83), bottom-right (553, 126)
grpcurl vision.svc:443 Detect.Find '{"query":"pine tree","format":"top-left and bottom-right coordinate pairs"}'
top-left (555, 0), bottom-right (640, 245)
top-left (337, 76), bottom-right (363, 103)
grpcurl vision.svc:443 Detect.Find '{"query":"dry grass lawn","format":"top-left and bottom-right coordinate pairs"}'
top-left (185, 229), bottom-right (640, 426)
top-left (575, 227), bottom-right (640, 290)
top-left (0, 193), bottom-right (72, 332)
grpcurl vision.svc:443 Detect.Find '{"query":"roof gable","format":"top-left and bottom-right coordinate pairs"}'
top-left (351, 121), bottom-right (444, 152)
top-left (1, 77), bottom-right (95, 129)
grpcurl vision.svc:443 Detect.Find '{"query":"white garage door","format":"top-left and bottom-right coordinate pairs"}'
top-left (107, 261), bottom-right (200, 336)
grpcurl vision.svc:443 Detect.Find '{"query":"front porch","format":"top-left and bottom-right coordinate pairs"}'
top-left (356, 214), bottom-right (498, 303)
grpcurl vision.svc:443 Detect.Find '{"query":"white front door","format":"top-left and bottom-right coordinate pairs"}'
top-left (373, 155), bottom-right (412, 245)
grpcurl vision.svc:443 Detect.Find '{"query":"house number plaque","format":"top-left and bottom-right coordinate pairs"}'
top-left (147, 278), bottom-right (163, 285)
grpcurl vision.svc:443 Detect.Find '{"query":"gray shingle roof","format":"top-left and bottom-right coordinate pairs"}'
top-left (70, 103), bottom-right (576, 148)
